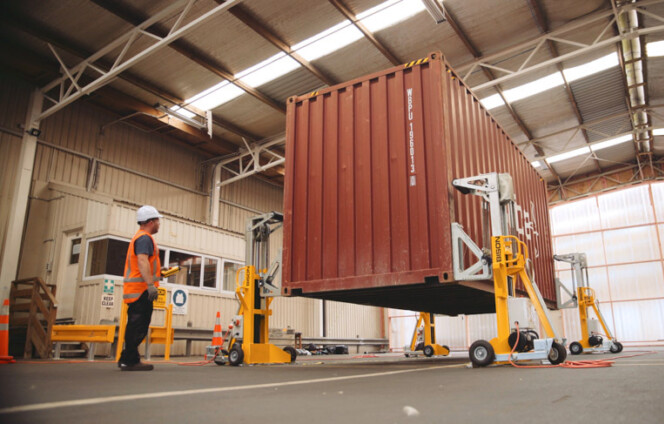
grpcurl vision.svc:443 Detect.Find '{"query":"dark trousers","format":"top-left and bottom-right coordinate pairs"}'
top-left (119, 290), bottom-right (153, 365)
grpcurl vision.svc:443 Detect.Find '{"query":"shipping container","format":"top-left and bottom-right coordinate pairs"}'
top-left (282, 52), bottom-right (554, 315)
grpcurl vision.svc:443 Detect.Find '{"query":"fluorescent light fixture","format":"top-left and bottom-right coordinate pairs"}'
top-left (293, 21), bottom-right (363, 61)
top-left (653, 128), bottom-right (664, 136)
top-left (236, 53), bottom-right (301, 87)
top-left (360, 0), bottom-right (427, 32)
top-left (169, 106), bottom-right (196, 119)
top-left (590, 134), bottom-right (632, 151)
top-left (563, 53), bottom-right (619, 82)
top-left (158, 104), bottom-right (205, 129)
top-left (646, 40), bottom-right (664, 57)
top-left (186, 81), bottom-right (244, 111)
top-left (480, 94), bottom-right (505, 109)
top-left (420, 0), bottom-right (446, 24)
top-left (547, 146), bottom-right (590, 163)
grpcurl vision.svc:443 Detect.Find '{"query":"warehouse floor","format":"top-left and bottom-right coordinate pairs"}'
top-left (1, 348), bottom-right (663, 424)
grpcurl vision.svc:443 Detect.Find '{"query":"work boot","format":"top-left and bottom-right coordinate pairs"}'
top-left (119, 362), bottom-right (154, 371)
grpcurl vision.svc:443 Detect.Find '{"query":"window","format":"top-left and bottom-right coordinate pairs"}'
top-left (222, 260), bottom-right (244, 292)
top-left (84, 236), bottom-right (222, 291)
top-left (69, 238), bottom-right (81, 264)
top-left (164, 249), bottom-right (221, 290)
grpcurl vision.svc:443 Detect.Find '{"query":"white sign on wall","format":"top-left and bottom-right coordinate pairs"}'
top-left (101, 279), bottom-right (115, 308)
top-left (171, 288), bottom-right (188, 315)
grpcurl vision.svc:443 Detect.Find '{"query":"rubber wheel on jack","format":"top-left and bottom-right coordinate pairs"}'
top-left (569, 341), bottom-right (583, 355)
top-left (548, 341), bottom-right (567, 365)
top-left (610, 341), bottom-right (623, 354)
top-left (283, 346), bottom-right (297, 363)
top-left (469, 340), bottom-right (494, 367)
top-left (423, 345), bottom-right (435, 357)
top-left (228, 344), bottom-right (244, 366)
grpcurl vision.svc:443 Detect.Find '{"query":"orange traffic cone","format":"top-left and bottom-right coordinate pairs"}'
top-left (205, 312), bottom-right (223, 360)
top-left (1, 298), bottom-right (15, 364)
top-left (212, 312), bottom-right (223, 346)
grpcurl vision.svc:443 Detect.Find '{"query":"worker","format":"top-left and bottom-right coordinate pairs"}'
top-left (117, 205), bottom-right (163, 371)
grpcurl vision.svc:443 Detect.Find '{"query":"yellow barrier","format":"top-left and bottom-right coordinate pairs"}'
top-left (51, 325), bottom-right (115, 360)
top-left (115, 297), bottom-right (174, 362)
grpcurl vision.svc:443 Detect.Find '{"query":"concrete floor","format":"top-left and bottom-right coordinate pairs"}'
top-left (1, 348), bottom-right (663, 424)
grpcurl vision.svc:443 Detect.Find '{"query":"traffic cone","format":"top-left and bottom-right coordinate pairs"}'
top-left (0, 298), bottom-right (15, 364)
top-left (205, 312), bottom-right (223, 360)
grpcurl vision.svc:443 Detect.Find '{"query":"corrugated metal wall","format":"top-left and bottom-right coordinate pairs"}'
top-left (0, 74), bottom-right (382, 356)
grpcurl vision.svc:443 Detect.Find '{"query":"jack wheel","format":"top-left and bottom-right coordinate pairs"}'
top-left (228, 343), bottom-right (244, 366)
top-left (423, 345), bottom-right (434, 357)
top-left (469, 340), bottom-right (494, 367)
top-left (610, 341), bottom-right (623, 354)
top-left (283, 346), bottom-right (297, 363)
top-left (548, 341), bottom-right (567, 365)
top-left (569, 341), bottom-right (583, 355)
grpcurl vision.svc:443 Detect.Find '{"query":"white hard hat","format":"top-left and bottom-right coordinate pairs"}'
top-left (136, 205), bottom-right (163, 223)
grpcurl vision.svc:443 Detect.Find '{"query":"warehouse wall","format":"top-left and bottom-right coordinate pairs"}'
top-left (1, 75), bottom-right (383, 355)
top-left (389, 180), bottom-right (664, 351)
top-left (551, 181), bottom-right (664, 345)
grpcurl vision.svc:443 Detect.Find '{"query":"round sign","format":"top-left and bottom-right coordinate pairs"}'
top-left (173, 289), bottom-right (187, 307)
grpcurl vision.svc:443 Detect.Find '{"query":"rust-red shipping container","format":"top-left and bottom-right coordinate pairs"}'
top-left (282, 52), bottom-right (555, 315)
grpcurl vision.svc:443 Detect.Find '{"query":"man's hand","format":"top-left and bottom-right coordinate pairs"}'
top-left (147, 284), bottom-right (158, 301)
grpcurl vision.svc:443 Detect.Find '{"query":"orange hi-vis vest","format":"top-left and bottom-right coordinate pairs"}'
top-left (123, 230), bottom-right (161, 303)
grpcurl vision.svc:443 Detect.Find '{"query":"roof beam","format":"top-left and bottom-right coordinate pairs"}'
top-left (89, 0), bottom-right (285, 114)
top-left (459, 1), bottom-right (664, 92)
top-left (328, 0), bottom-right (402, 66)
top-left (0, 10), bottom-right (260, 142)
top-left (39, 0), bottom-right (245, 120)
top-left (526, 0), bottom-right (602, 174)
top-left (445, 5), bottom-right (563, 183)
top-left (227, 4), bottom-right (337, 86)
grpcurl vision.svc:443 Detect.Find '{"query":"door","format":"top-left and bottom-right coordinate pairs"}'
top-left (56, 232), bottom-right (82, 319)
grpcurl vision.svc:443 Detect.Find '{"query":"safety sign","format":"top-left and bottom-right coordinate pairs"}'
top-left (171, 288), bottom-right (188, 315)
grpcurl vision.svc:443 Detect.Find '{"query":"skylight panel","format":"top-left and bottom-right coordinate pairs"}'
top-left (646, 40), bottom-right (664, 57)
top-left (503, 73), bottom-right (565, 103)
top-left (563, 53), bottom-right (619, 82)
top-left (531, 160), bottom-right (543, 168)
top-left (547, 146), bottom-right (590, 163)
top-left (187, 81), bottom-right (244, 111)
top-left (295, 23), bottom-right (363, 61)
top-left (480, 94), bottom-right (505, 110)
top-left (237, 53), bottom-right (301, 88)
top-left (590, 134), bottom-right (632, 151)
top-left (653, 128), bottom-right (664, 136)
top-left (360, 0), bottom-right (426, 33)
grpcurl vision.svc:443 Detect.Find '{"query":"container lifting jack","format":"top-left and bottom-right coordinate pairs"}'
top-left (404, 312), bottom-right (450, 357)
top-left (219, 212), bottom-right (297, 366)
top-left (554, 253), bottom-right (623, 355)
top-left (452, 173), bottom-right (567, 367)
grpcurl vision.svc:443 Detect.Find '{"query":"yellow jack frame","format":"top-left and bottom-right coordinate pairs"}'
top-left (227, 265), bottom-right (293, 365)
top-left (487, 236), bottom-right (562, 362)
top-left (408, 312), bottom-right (450, 357)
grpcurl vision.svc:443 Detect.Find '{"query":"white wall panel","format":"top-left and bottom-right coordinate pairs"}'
top-left (650, 182), bottom-right (664, 221)
top-left (434, 315), bottom-right (467, 349)
top-left (608, 262), bottom-right (664, 301)
top-left (598, 184), bottom-right (654, 228)
top-left (603, 226), bottom-right (660, 264)
top-left (388, 309), bottom-right (417, 351)
top-left (611, 299), bottom-right (664, 341)
top-left (467, 314), bottom-right (498, 342)
top-left (554, 232), bottom-right (606, 266)
top-left (549, 197), bottom-right (601, 235)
